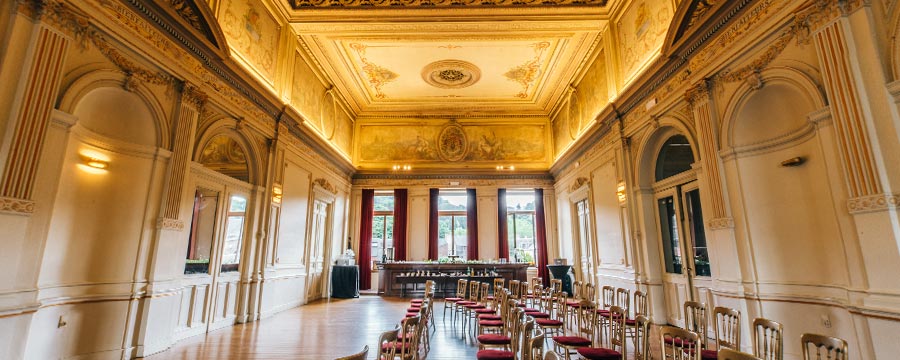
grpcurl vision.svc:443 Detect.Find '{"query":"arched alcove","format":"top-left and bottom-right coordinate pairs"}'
top-left (198, 134), bottom-right (250, 182)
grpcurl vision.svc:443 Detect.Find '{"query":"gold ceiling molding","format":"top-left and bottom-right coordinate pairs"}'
top-left (289, 0), bottom-right (608, 10)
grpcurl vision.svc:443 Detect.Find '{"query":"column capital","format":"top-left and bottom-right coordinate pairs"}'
top-left (684, 79), bottom-right (712, 106)
top-left (181, 83), bottom-right (208, 110)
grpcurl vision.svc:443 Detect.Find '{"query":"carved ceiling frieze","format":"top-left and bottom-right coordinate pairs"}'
top-left (289, 0), bottom-right (608, 9)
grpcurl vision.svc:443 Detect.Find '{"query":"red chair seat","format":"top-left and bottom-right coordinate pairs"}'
top-left (457, 301), bottom-right (476, 306)
top-left (404, 313), bottom-right (418, 318)
top-left (406, 307), bottom-right (420, 312)
top-left (410, 299), bottom-right (424, 303)
top-left (381, 341), bottom-right (412, 351)
top-left (479, 314), bottom-right (502, 320)
top-left (477, 334), bottom-right (511, 345)
top-left (485, 296), bottom-right (495, 300)
top-left (515, 303), bottom-right (526, 307)
top-left (566, 301), bottom-right (581, 307)
top-left (701, 350), bottom-right (718, 360)
top-left (577, 347), bottom-right (622, 360)
top-left (525, 311), bottom-right (551, 318)
top-left (553, 336), bottom-right (592, 347)
top-left (596, 309), bottom-right (611, 315)
top-left (625, 318), bottom-right (636, 326)
top-left (446, 297), bottom-right (463, 302)
top-left (476, 349), bottom-right (514, 360)
top-left (536, 318), bottom-right (564, 326)
top-left (664, 337), bottom-right (696, 347)
top-left (479, 320), bottom-right (504, 327)
top-left (521, 308), bottom-right (540, 313)
top-left (475, 308), bottom-right (496, 314)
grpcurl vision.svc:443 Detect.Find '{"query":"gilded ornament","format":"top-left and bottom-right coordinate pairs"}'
top-left (437, 122), bottom-right (468, 162)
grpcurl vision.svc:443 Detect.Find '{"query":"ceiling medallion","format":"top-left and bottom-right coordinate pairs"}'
top-left (421, 60), bottom-right (481, 90)
top-left (437, 122), bottom-right (468, 162)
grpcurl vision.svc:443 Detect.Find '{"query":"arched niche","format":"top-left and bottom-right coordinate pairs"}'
top-left (197, 134), bottom-right (250, 183)
top-left (72, 87), bottom-right (158, 147)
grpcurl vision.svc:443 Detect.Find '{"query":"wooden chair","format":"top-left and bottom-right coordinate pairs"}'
top-left (632, 315), bottom-right (652, 360)
top-left (476, 313), bottom-right (532, 360)
top-left (552, 300), bottom-right (598, 360)
top-left (444, 279), bottom-right (467, 320)
top-left (582, 282), bottom-right (596, 302)
top-left (525, 328), bottom-right (546, 360)
top-left (544, 351), bottom-right (564, 360)
top-left (378, 316), bottom-right (420, 360)
top-left (703, 307), bottom-right (741, 359)
top-left (536, 291), bottom-right (566, 342)
top-left (661, 325), bottom-right (701, 360)
top-left (550, 279), bottom-right (562, 294)
top-left (576, 305), bottom-right (627, 360)
top-left (600, 288), bottom-right (630, 344)
top-left (684, 301), bottom-right (709, 349)
top-left (718, 348), bottom-right (762, 360)
top-left (626, 290), bottom-right (649, 342)
top-left (334, 345), bottom-right (368, 360)
top-left (800, 333), bottom-right (848, 360)
top-left (477, 305), bottom-right (521, 350)
top-left (752, 318), bottom-right (783, 360)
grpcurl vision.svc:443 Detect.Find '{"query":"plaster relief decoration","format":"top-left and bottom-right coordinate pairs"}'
top-left (505, 42), bottom-right (551, 98)
top-left (356, 121), bottom-right (549, 168)
top-left (617, 0), bottom-right (672, 83)
top-left (438, 121), bottom-right (468, 161)
top-left (291, 0), bottom-right (608, 8)
top-left (291, 51), bottom-right (326, 130)
top-left (199, 134), bottom-right (250, 182)
top-left (219, 0), bottom-right (280, 83)
top-left (422, 60), bottom-right (481, 89)
top-left (349, 43), bottom-right (398, 99)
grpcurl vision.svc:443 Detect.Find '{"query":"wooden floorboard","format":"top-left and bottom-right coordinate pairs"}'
top-left (147, 296), bottom-right (666, 359)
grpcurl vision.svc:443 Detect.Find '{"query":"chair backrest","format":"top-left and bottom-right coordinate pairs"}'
top-left (684, 301), bottom-right (708, 347)
top-left (550, 279), bottom-right (562, 293)
top-left (572, 280), bottom-right (583, 298)
top-left (334, 344), bottom-right (368, 360)
top-left (424, 279), bottom-right (435, 297)
top-left (615, 288), bottom-right (630, 313)
top-left (506, 302), bottom-right (523, 334)
top-left (583, 282), bottom-right (596, 301)
top-left (469, 281), bottom-right (481, 301)
top-left (553, 291), bottom-right (568, 323)
top-left (660, 325), bottom-right (701, 360)
top-left (510, 280), bottom-right (521, 299)
top-left (519, 319), bottom-right (536, 359)
top-left (633, 290), bottom-right (649, 317)
top-left (718, 348), bottom-right (762, 360)
top-left (519, 281), bottom-right (530, 300)
top-left (525, 328), bottom-right (544, 360)
top-left (600, 286), bottom-right (615, 309)
top-left (713, 306), bottom-right (741, 350)
top-left (632, 315), bottom-right (652, 360)
top-left (607, 305), bottom-right (628, 358)
top-left (397, 316), bottom-right (420, 358)
top-left (456, 279), bottom-right (468, 298)
top-left (493, 278), bottom-right (505, 294)
top-left (575, 300), bottom-right (598, 344)
top-left (800, 333), bottom-right (848, 360)
top-left (480, 282), bottom-right (490, 303)
top-left (531, 276), bottom-right (543, 290)
top-left (752, 318), bottom-right (783, 360)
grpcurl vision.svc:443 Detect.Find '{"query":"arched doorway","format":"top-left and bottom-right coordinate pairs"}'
top-left (642, 130), bottom-right (711, 327)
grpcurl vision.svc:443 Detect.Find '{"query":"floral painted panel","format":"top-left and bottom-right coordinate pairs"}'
top-left (617, 0), bottom-right (672, 82)
top-left (220, 0), bottom-right (281, 83)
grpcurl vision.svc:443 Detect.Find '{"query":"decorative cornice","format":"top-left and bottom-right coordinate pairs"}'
top-left (290, 0), bottom-right (608, 10)
top-left (569, 176), bottom-right (589, 193)
top-left (157, 217), bottom-right (186, 231)
top-left (707, 217), bottom-right (734, 230)
top-left (0, 196), bottom-right (35, 215)
top-left (848, 193), bottom-right (900, 214)
top-left (313, 178), bottom-right (337, 194)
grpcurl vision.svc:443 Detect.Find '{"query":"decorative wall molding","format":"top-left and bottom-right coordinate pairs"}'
top-left (707, 217), bottom-right (735, 230)
top-left (0, 197), bottom-right (35, 215)
top-left (290, 0), bottom-right (607, 9)
top-left (312, 178), bottom-right (337, 195)
top-left (157, 217), bottom-right (185, 231)
top-left (887, 80), bottom-right (900, 103)
top-left (569, 177), bottom-right (590, 193)
top-left (847, 193), bottom-right (900, 214)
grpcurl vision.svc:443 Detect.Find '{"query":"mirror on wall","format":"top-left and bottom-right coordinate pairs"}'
top-left (221, 195), bottom-right (247, 272)
top-left (185, 188), bottom-right (219, 275)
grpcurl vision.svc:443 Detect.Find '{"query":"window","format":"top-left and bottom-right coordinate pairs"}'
top-left (221, 195), bottom-right (246, 272)
top-left (658, 196), bottom-right (682, 274)
top-left (506, 191), bottom-right (536, 263)
top-left (184, 189), bottom-right (218, 274)
top-left (371, 193), bottom-right (394, 264)
top-left (576, 199), bottom-right (592, 264)
top-left (437, 190), bottom-right (467, 259)
top-left (655, 135), bottom-right (695, 181)
top-left (685, 189), bottom-right (710, 277)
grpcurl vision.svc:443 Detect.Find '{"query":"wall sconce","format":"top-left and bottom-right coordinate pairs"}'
top-left (272, 184), bottom-right (283, 204)
top-left (495, 165), bottom-right (515, 171)
top-left (78, 150), bottom-right (110, 173)
top-left (392, 165), bottom-right (411, 171)
top-left (780, 157), bottom-right (806, 167)
top-left (616, 182), bottom-right (627, 203)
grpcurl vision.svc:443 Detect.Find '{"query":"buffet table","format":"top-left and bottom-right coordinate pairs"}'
top-left (378, 262), bottom-right (529, 297)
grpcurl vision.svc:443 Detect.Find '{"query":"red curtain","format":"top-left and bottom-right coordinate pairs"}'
top-left (392, 189), bottom-right (408, 261)
top-left (358, 189), bottom-right (374, 290)
top-left (466, 188), bottom-right (479, 260)
top-left (428, 188), bottom-right (439, 260)
top-left (535, 188), bottom-right (549, 286)
top-left (497, 188), bottom-right (508, 260)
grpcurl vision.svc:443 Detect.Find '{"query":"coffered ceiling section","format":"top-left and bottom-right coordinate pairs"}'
top-left (288, 9), bottom-right (607, 117)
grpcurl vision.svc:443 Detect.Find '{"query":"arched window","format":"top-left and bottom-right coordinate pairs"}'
top-left (655, 134), bottom-right (695, 181)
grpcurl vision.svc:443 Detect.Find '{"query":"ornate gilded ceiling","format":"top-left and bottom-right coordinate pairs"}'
top-left (288, 8), bottom-right (607, 117)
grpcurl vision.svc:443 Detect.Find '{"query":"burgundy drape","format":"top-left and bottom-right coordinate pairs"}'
top-left (534, 188), bottom-right (549, 286)
top-left (428, 188), bottom-right (439, 260)
top-left (466, 188), bottom-right (479, 260)
top-left (358, 189), bottom-right (374, 290)
top-left (497, 188), bottom-right (509, 260)
top-left (392, 189), bottom-right (408, 261)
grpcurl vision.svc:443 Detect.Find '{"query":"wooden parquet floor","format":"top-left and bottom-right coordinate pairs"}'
top-left (147, 296), bottom-right (663, 359)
